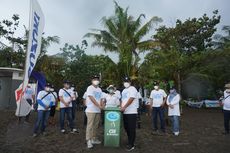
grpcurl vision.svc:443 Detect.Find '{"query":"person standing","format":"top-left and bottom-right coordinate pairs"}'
top-left (104, 85), bottom-right (120, 107)
top-left (220, 83), bottom-right (230, 135)
top-left (70, 84), bottom-right (79, 128)
top-left (33, 83), bottom-right (54, 137)
top-left (59, 80), bottom-right (77, 133)
top-left (49, 84), bottom-right (58, 125)
top-left (121, 77), bottom-right (138, 151)
top-left (150, 82), bottom-right (167, 134)
top-left (85, 75), bottom-right (103, 149)
top-left (166, 87), bottom-right (181, 136)
top-left (20, 84), bottom-right (35, 123)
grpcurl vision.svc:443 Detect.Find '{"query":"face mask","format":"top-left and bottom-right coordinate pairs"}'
top-left (124, 82), bottom-right (130, 88)
top-left (45, 87), bottom-right (50, 92)
top-left (108, 89), bottom-right (114, 94)
top-left (50, 88), bottom-right (54, 92)
top-left (154, 86), bottom-right (159, 90)
top-left (226, 89), bottom-right (230, 93)
top-left (71, 87), bottom-right (74, 91)
top-left (64, 84), bottom-right (70, 89)
top-left (92, 80), bottom-right (100, 86)
top-left (170, 89), bottom-right (175, 94)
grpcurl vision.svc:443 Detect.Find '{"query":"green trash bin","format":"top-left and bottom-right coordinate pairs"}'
top-left (104, 107), bottom-right (121, 147)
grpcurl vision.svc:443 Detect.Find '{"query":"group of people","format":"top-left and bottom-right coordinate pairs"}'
top-left (22, 75), bottom-right (230, 151)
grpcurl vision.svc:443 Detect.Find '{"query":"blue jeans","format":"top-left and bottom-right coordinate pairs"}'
top-left (223, 110), bottom-right (230, 133)
top-left (171, 116), bottom-right (180, 133)
top-left (33, 110), bottom-right (50, 134)
top-left (60, 107), bottom-right (74, 130)
top-left (152, 107), bottom-right (165, 132)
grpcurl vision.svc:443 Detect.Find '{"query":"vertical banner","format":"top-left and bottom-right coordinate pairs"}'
top-left (15, 0), bottom-right (45, 116)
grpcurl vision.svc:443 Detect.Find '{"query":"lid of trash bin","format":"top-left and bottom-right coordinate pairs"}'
top-left (104, 107), bottom-right (121, 111)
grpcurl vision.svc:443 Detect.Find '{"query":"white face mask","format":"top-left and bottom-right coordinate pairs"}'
top-left (170, 89), bottom-right (175, 94)
top-left (50, 88), bottom-right (54, 92)
top-left (124, 82), bottom-right (130, 88)
top-left (154, 86), bottom-right (159, 90)
top-left (71, 87), bottom-right (74, 90)
top-left (226, 89), bottom-right (230, 93)
top-left (45, 87), bottom-right (50, 92)
top-left (92, 80), bottom-right (100, 86)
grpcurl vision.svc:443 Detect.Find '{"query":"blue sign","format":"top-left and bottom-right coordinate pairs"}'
top-left (106, 111), bottom-right (119, 122)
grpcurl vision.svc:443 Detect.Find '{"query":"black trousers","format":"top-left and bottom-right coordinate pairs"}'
top-left (123, 114), bottom-right (137, 147)
top-left (224, 110), bottom-right (230, 133)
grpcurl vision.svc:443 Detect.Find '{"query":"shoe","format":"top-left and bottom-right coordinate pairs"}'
top-left (71, 128), bottom-right (79, 133)
top-left (41, 132), bottom-right (47, 136)
top-left (61, 129), bottom-right (66, 133)
top-left (126, 145), bottom-right (135, 151)
top-left (174, 132), bottom-right (179, 136)
top-left (222, 131), bottom-right (229, 135)
top-left (91, 139), bottom-right (101, 145)
top-left (87, 140), bottom-right (93, 149)
top-left (32, 133), bottom-right (38, 137)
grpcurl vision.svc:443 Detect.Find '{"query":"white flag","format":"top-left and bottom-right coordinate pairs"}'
top-left (15, 0), bottom-right (45, 116)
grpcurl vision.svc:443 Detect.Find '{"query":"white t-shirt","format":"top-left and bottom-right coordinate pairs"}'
top-left (85, 85), bottom-right (102, 113)
top-left (59, 88), bottom-right (74, 108)
top-left (83, 92), bottom-right (87, 99)
top-left (223, 90), bottom-right (230, 111)
top-left (150, 89), bottom-right (167, 107)
top-left (121, 86), bottom-right (138, 114)
top-left (37, 91), bottom-right (55, 110)
top-left (115, 90), bottom-right (121, 99)
top-left (24, 87), bottom-right (35, 100)
top-left (105, 93), bottom-right (120, 107)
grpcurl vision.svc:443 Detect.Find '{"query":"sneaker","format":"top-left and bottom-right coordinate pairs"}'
top-left (71, 128), bottom-right (79, 133)
top-left (174, 132), bottom-right (179, 136)
top-left (222, 131), bottom-right (229, 135)
top-left (126, 145), bottom-right (135, 151)
top-left (87, 140), bottom-right (93, 149)
top-left (61, 129), bottom-right (66, 133)
top-left (91, 139), bottom-right (101, 145)
top-left (32, 133), bottom-right (38, 137)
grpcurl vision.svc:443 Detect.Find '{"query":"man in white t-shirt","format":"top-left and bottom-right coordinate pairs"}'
top-left (59, 80), bottom-right (77, 133)
top-left (33, 83), bottom-right (55, 137)
top-left (150, 82), bottom-right (167, 133)
top-left (85, 75), bottom-right (103, 149)
top-left (220, 83), bottom-right (230, 135)
top-left (121, 77), bottom-right (138, 151)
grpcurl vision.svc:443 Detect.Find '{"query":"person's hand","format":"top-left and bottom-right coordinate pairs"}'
top-left (120, 106), bottom-right (126, 112)
top-left (169, 104), bottom-right (174, 109)
top-left (99, 105), bottom-right (104, 110)
top-left (45, 105), bottom-right (49, 110)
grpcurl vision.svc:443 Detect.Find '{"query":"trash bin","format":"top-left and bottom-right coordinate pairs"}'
top-left (104, 107), bottom-right (121, 147)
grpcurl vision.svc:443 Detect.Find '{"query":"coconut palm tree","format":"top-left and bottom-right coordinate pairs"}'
top-left (85, 1), bottom-right (162, 81)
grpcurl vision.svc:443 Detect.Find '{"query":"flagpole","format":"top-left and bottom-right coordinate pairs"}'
top-left (18, 0), bottom-right (32, 118)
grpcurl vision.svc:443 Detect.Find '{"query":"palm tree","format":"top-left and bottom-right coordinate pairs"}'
top-left (85, 1), bottom-right (162, 80)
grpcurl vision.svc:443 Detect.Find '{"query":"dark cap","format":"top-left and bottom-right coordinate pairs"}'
top-left (153, 81), bottom-right (159, 86)
top-left (123, 76), bottom-right (131, 82)
top-left (92, 75), bottom-right (100, 80)
top-left (63, 80), bottom-right (71, 84)
top-left (45, 82), bottom-right (51, 87)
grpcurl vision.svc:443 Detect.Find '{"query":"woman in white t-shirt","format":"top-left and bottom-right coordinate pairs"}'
top-left (104, 85), bottom-right (120, 108)
top-left (166, 87), bottom-right (180, 136)
top-left (220, 83), bottom-right (230, 135)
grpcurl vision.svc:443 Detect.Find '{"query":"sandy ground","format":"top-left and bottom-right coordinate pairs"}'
top-left (0, 107), bottom-right (230, 153)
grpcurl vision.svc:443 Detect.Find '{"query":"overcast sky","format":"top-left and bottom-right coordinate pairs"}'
top-left (0, 0), bottom-right (230, 62)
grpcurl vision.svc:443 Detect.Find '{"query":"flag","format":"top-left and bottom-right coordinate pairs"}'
top-left (15, 0), bottom-right (45, 116)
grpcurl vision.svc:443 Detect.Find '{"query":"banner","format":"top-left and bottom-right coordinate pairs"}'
top-left (184, 100), bottom-right (204, 108)
top-left (15, 0), bottom-right (45, 116)
top-left (204, 100), bottom-right (220, 108)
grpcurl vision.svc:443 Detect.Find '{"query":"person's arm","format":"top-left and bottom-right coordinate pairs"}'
top-left (161, 91), bottom-right (167, 107)
top-left (37, 99), bottom-right (49, 109)
top-left (88, 95), bottom-right (102, 109)
top-left (59, 96), bottom-right (68, 107)
top-left (121, 97), bottom-right (135, 112)
top-left (170, 95), bottom-right (180, 105)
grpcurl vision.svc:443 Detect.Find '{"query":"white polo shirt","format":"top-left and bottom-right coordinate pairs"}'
top-left (150, 89), bottom-right (167, 107)
top-left (85, 85), bottom-right (102, 113)
top-left (121, 86), bottom-right (138, 114)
